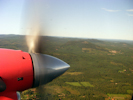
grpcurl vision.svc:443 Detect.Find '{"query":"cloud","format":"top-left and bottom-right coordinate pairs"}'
top-left (127, 13), bottom-right (133, 16)
top-left (102, 8), bottom-right (120, 12)
top-left (126, 9), bottom-right (133, 12)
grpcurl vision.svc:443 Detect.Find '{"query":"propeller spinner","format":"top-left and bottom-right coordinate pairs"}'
top-left (30, 53), bottom-right (70, 87)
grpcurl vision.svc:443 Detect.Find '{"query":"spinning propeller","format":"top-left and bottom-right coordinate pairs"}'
top-left (0, 0), bottom-right (70, 100)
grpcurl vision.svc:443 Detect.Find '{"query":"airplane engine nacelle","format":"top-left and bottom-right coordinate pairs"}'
top-left (0, 49), bottom-right (69, 100)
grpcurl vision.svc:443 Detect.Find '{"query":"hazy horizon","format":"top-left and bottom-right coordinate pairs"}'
top-left (1, 34), bottom-right (133, 41)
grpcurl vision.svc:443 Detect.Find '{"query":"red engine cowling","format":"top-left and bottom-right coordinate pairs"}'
top-left (0, 48), bottom-right (70, 100)
top-left (0, 48), bottom-right (33, 100)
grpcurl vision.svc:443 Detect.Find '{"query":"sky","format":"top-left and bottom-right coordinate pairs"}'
top-left (0, 0), bottom-right (133, 40)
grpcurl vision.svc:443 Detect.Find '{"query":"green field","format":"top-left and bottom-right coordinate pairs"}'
top-left (0, 35), bottom-right (133, 100)
top-left (80, 82), bottom-right (94, 87)
top-left (65, 82), bottom-right (94, 87)
top-left (65, 82), bottom-right (82, 86)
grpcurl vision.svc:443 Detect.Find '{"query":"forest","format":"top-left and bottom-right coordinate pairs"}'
top-left (0, 35), bottom-right (133, 100)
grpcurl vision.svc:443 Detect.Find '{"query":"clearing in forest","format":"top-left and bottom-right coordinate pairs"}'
top-left (65, 82), bottom-right (81, 86)
top-left (80, 82), bottom-right (94, 87)
top-left (65, 82), bottom-right (94, 87)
